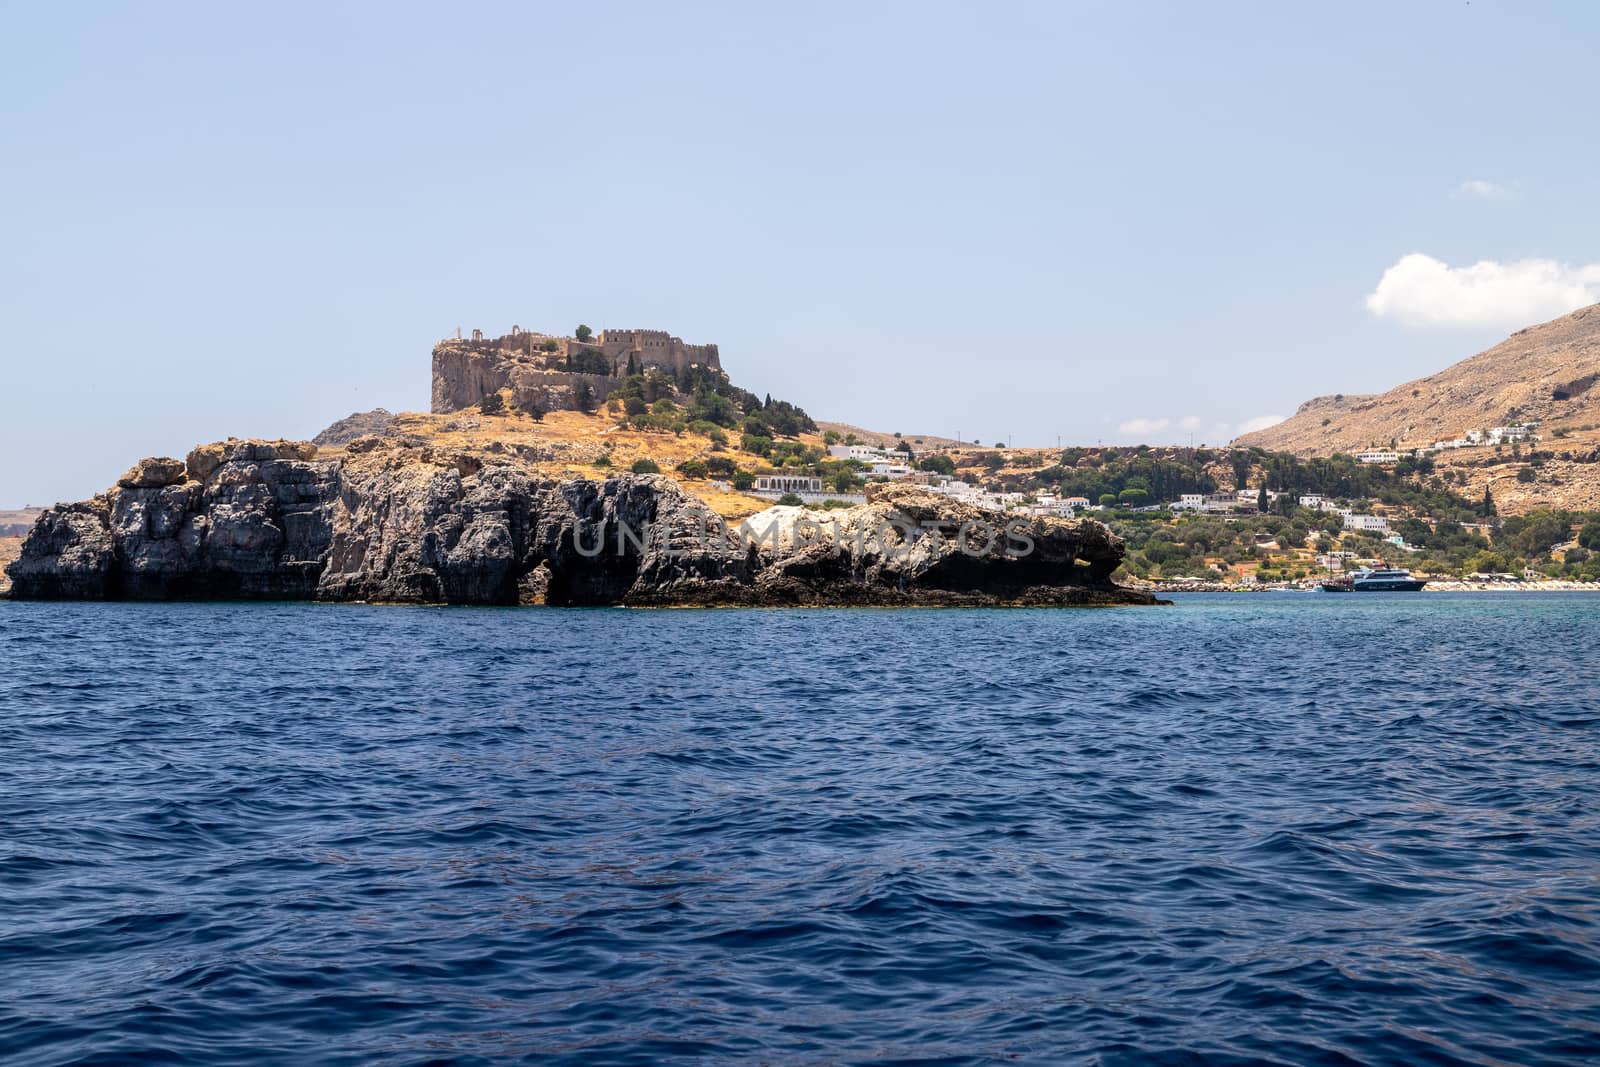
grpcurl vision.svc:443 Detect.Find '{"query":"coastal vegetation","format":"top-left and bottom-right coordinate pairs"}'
top-left (1105, 506), bottom-right (1600, 582)
top-left (610, 365), bottom-right (816, 439)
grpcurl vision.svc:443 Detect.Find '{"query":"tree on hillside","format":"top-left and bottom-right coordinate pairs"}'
top-left (575, 324), bottom-right (593, 342)
top-left (478, 392), bottom-right (504, 416)
top-left (626, 353), bottom-right (638, 376)
top-left (1481, 486), bottom-right (1496, 519)
top-left (522, 399), bottom-right (545, 422)
top-left (1257, 480), bottom-right (1268, 513)
top-left (1230, 453), bottom-right (1252, 489)
top-left (574, 380), bottom-right (594, 412)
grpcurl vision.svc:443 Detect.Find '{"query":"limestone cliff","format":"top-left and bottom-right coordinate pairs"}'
top-left (5, 439), bottom-right (1157, 607)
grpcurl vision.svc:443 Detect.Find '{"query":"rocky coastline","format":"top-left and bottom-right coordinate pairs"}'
top-left (4, 438), bottom-right (1162, 608)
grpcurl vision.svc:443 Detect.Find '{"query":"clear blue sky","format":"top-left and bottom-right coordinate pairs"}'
top-left (5, 1), bottom-right (1599, 506)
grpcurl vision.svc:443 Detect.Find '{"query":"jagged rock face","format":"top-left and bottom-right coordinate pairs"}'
top-left (624, 484), bottom-right (1141, 607)
top-left (9, 441), bottom-right (338, 600)
top-left (6, 445), bottom-right (1157, 607)
top-left (4, 501), bottom-right (117, 599)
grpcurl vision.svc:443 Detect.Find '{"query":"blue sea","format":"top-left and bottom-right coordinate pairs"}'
top-left (2, 594), bottom-right (1598, 1066)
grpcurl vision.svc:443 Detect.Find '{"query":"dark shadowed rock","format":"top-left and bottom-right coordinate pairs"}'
top-left (6, 444), bottom-right (1160, 607)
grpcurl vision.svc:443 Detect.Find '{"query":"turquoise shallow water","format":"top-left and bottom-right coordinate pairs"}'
top-left (2, 593), bottom-right (1598, 1065)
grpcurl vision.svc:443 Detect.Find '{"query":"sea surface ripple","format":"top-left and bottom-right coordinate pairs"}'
top-left (2, 594), bottom-right (1598, 1065)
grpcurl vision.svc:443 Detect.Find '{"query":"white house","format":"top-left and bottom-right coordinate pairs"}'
top-left (1031, 493), bottom-right (1076, 517)
top-left (1176, 493), bottom-right (1205, 510)
top-left (1064, 496), bottom-right (1091, 510)
top-left (1299, 494), bottom-right (1325, 509)
top-left (1356, 450), bottom-right (1401, 464)
top-left (828, 444), bottom-right (902, 462)
top-left (754, 474), bottom-right (824, 495)
top-left (1341, 512), bottom-right (1389, 533)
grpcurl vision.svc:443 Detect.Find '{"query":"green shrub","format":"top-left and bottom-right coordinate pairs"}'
top-left (631, 458), bottom-right (660, 474)
top-left (676, 458), bottom-right (709, 479)
top-left (478, 392), bottom-right (505, 415)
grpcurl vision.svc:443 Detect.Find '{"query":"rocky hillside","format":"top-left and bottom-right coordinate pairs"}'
top-left (4, 439), bottom-right (1156, 607)
top-left (313, 408), bottom-right (397, 448)
top-left (815, 423), bottom-right (968, 451)
top-left (0, 509), bottom-right (41, 538)
top-left (1237, 303), bottom-right (1600, 456)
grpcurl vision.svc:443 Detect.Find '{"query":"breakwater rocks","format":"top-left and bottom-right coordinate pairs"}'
top-left (5, 440), bottom-right (1160, 607)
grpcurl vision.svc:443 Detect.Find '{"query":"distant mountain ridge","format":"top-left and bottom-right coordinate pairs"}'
top-left (1236, 303), bottom-right (1600, 456)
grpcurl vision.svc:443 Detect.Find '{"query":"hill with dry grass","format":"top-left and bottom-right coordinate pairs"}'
top-left (1237, 304), bottom-right (1600, 456)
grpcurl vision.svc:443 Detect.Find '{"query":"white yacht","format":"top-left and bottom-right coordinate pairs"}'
top-left (1348, 565), bottom-right (1427, 592)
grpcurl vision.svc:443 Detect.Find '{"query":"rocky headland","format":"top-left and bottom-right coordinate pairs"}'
top-left (4, 438), bottom-right (1160, 607)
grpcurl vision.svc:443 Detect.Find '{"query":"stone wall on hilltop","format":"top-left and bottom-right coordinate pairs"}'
top-left (432, 326), bottom-right (721, 414)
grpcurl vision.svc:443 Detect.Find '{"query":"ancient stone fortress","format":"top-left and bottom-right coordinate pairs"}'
top-left (431, 325), bottom-right (722, 414)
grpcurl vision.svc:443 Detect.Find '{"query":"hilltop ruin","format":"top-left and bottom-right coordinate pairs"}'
top-left (432, 326), bottom-right (722, 414)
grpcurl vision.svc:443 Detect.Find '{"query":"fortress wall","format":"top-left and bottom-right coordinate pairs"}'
top-left (433, 328), bottom-right (721, 414)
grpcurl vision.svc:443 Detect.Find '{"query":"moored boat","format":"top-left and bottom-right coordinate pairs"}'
top-left (1349, 564), bottom-right (1427, 592)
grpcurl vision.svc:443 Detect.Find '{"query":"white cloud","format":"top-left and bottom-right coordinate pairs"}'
top-left (1454, 179), bottom-right (1510, 200)
top-left (1236, 414), bottom-right (1285, 436)
top-left (1365, 253), bottom-right (1600, 329)
top-left (1117, 417), bottom-right (1169, 437)
top-left (1179, 415), bottom-right (1203, 430)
